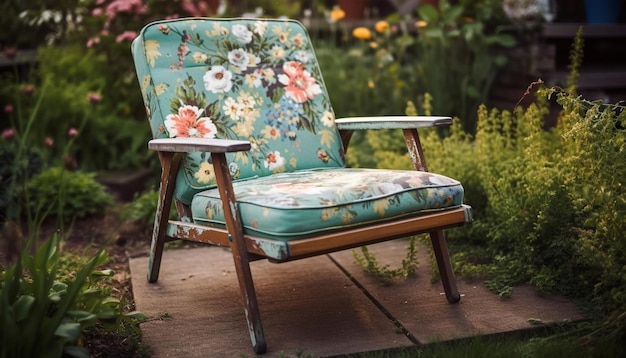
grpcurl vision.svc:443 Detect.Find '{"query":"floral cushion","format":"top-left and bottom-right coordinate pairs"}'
top-left (191, 168), bottom-right (465, 241)
top-left (132, 18), bottom-right (345, 204)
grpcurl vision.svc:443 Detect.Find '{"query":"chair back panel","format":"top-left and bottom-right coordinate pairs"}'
top-left (132, 18), bottom-right (345, 204)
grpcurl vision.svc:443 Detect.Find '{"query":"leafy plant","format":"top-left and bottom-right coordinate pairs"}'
top-left (25, 167), bottom-right (114, 223)
top-left (353, 236), bottom-right (420, 285)
top-left (0, 235), bottom-right (143, 358)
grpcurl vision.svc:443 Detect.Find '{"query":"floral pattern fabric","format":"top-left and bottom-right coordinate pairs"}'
top-left (191, 168), bottom-right (465, 241)
top-left (132, 18), bottom-right (466, 240)
top-left (132, 18), bottom-right (344, 204)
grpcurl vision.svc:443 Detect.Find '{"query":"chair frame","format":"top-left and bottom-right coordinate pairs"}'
top-left (147, 115), bottom-right (472, 354)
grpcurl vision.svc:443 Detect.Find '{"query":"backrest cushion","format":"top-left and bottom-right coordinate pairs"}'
top-left (132, 18), bottom-right (345, 204)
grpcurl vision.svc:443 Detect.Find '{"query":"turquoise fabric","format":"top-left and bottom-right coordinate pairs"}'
top-left (132, 18), bottom-right (345, 204)
top-left (132, 18), bottom-right (466, 241)
top-left (191, 168), bottom-right (464, 241)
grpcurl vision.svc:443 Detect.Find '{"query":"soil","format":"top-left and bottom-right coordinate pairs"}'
top-left (0, 212), bottom-right (153, 357)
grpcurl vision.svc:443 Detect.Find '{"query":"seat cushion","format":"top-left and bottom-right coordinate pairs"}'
top-left (191, 168), bottom-right (464, 241)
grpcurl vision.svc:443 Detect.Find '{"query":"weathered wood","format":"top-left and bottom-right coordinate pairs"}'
top-left (403, 128), bottom-right (428, 172)
top-left (148, 152), bottom-right (180, 283)
top-left (335, 116), bottom-right (452, 130)
top-left (286, 206), bottom-right (469, 261)
top-left (211, 152), bottom-right (267, 354)
top-left (148, 137), bottom-right (251, 153)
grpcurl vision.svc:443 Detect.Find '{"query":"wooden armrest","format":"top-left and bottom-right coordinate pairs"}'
top-left (148, 137), bottom-right (251, 153)
top-left (335, 116), bottom-right (452, 130)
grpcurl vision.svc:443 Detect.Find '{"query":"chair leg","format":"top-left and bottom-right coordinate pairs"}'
top-left (231, 249), bottom-right (267, 354)
top-left (429, 230), bottom-right (461, 303)
top-left (148, 152), bottom-right (178, 283)
top-left (147, 225), bottom-right (166, 283)
top-left (211, 152), bottom-right (267, 353)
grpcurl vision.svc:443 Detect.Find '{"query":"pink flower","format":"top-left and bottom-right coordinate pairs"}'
top-left (116, 31), bottom-right (138, 43)
top-left (2, 128), bottom-right (15, 141)
top-left (277, 61), bottom-right (322, 103)
top-left (86, 36), bottom-right (101, 48)
top-left (68, 128), bottom-right (79, 137)
top-left (22, 84), bottom-right (35, 97)
top-left (44, 137), bottom-right (54, 147)
top-left (92, 8), bottom-right (103, 16)
top-left (88, 92), bottom-right (102, 105)
top-left (164, 105), bottom-right (218, 139)
top-left (4, 104), bottom-right (13, 114)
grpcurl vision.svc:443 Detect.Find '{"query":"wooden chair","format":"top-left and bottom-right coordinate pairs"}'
top-left (131, 17), bottom-right (472, 354)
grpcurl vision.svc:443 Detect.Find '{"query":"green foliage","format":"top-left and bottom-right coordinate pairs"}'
top-left (0, 235), bottom-right (143, 358)
top-left (353, 236), bottom-right (419, 285)
top-left (350, 28), bottom-right (626, 340)
top-left (25, 167), bottom-right (114, 222)
top-left (415, 0), bottom-right (516, 134)
top-left (122, 188), bottom-right (177, 226)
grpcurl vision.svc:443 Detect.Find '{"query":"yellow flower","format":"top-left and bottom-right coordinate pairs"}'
top-left (352, 27), bottom-right (372, 40)
top-left (375, 20), bottom-right (390, 33)
top-left (415, 20), bottom-right (428, 28)
top-left (330, 7), bottom-right (345, 21)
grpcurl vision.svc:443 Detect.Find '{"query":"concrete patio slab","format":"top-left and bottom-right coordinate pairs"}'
top-left (330, 240), bottom-right (585, 344)
top-left (129, 246), bottom-right (412, 357)
top-left (129, 240), bottom-right (585, 357)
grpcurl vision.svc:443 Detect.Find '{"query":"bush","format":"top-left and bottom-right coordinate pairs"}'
top-left (26, 167), bottom-right (114, 223)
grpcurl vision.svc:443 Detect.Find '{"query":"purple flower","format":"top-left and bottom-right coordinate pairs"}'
top-left (68, 128), bottom-right (79, 137)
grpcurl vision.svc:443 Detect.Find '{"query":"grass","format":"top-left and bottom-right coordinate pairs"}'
top-left (352, 332), bottom-right (621, 358)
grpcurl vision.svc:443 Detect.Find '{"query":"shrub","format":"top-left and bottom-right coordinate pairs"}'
top-left (25, 167), bottom-right (114, 223)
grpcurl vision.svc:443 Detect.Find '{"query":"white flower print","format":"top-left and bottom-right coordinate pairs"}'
top-left (232, 24), bottom-right (253, 43)
top-left (228, 48), bottom-right (250, 71)
top-left (271, 46), bottom-right (285, 61)
top-left (321, 111), bottom-right (334, 127)
top-left (192, 52), bottom-right (207, 63)
top-left (203, 65), bottom-right (233, 93)
top-left (294, 50), bottom-right (310, 63)
top-left (223, 97), bottom-right (242, 120)
top-left (264, 150), bottom-right (286, 171)
top-left (253, 21), bottom-right (267, 36)
top-left (194, 162), bottom-right (216, 184)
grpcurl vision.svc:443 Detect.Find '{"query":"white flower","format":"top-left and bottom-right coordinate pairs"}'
top-left (203, 66), bottom-right (233, 93)
top-left (294, 50), bottom-right (310, 63)
top-left (271, 46), bottom-right (285, 61)
top-left (228, 48), bottom-right (250, 71)
top-left (253, 21), bottom-right (267, 36)
top-left (232, 24), bottom-right (253, 43)
top-left (192, 52), bottom-right (207, 63)
top-left (264, 151), bottom-right (286, 171)
top-left (321, 111), bottom-right (335, 127)
top-left (223, 97), bottom-right (242, 120)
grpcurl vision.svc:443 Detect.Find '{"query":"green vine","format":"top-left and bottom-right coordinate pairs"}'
top-left (353, 236), bottom-right (419, 285)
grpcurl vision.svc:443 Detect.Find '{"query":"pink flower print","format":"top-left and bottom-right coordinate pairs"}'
top-left (278, 61), bottom-right (321, 103)
top-left (164, 105), bottom-right (217, 139)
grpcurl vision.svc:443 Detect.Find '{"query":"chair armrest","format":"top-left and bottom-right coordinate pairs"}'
top-left (148, 137), bottom-right (251, 153)
top-left (335, 116), bottom-right (452, 130)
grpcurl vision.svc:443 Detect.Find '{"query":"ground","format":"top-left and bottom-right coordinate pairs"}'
top-left (0, 211), bottom-right (153, 358)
